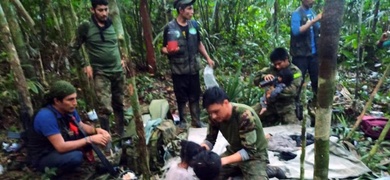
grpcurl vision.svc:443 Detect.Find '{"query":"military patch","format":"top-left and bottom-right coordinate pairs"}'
top-left (189, 27), bottom-right (197, 35)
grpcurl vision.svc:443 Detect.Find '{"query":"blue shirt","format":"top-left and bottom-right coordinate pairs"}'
top-left (34, 105), bottom-right (81, 137)
top-left (291, 8), bottom-right (320, 54)
top-left (383, 40), bottom-right (390, 48)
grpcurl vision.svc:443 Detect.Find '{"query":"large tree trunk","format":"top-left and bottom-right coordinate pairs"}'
top-left (109, 0), bottom-right (151, 178)
top-left (140, 0), bottom-right (156, 74)
top-left (0, 4), bottom-right (33, 128)
top-left (1, 0), bottom-right (35, 79)
top-left (314, 0), bottom-right (344, 179)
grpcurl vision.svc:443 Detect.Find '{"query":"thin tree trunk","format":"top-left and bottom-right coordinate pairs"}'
top-left (44, 0), bottom-right (61, 31)
top-left (10, 0), bottom-right (35, 27)
top-left (0, 4), bottom-right (33, 127)
top-left (109, 0), bottom-right (151, 178)
top-left (348, 63), bottom-right (390, 140)
top-left (300, 110), bottom-right (307, 180)
top-left (163, 0), bottom-right (171, 23)
top-left (1, 0), bottom-right (35, 79)
top-left (140, 0), bottom-right (156, 74)
top-left (273, 0), bottom-right (279, 35)
top-left (353, 0), bottom-right (365, 100)
top-left (371, 0), bottom-right (380, 33)
top-left (211, 0), bottom-right (220, 34)
top-left (59, 0), bottom-right (77, 43)
top-left (314, 0), bottom-right (344, 179)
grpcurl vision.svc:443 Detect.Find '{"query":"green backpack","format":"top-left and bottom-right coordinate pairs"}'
top-left (123, 99), bottom-right (180, 174)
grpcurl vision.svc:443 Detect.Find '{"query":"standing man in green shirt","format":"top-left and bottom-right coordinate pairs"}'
top-left (70, 0), bottom-right (125, 137)
top-left (201, 87), bottom-right (269, 180)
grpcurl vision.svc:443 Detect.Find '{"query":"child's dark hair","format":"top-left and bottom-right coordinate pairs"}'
top-left (180, 140), bottom-right (204, 164)
top-left (192, 151), bottom-right (221, 180)
top-left (270, 47), bottom-right (289, 63)
top-left (202, 86), bottom-right (229, 109)
top-left (91, 0), bottom-right (108, 9)
top-left (278, 68), bottom-right (294, 86)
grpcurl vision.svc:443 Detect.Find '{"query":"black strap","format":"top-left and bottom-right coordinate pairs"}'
top-left (44, 107), bottom-right (117, 175)
top-left (296, 79), bottom-right (304, 102)
top-left (71, 116), bottom-right (118, 176)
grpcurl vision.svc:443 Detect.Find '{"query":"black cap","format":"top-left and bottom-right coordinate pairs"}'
top-left (174, 0), bottom-right (196, 9)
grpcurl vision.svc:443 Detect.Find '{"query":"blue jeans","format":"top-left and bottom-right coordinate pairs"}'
top-left (37, 150), bottom-right (83, 172)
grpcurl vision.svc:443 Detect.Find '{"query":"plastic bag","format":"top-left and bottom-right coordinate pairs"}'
top-left (203, 65), bottom-right (219, 89)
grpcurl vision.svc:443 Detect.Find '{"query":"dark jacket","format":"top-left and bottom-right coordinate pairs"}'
top-left (290, 7), bottom-right (320, 57)
top-left (166, 20), bottom-right (201, 75)
top-left (27, 106), bottom-right (83, 166)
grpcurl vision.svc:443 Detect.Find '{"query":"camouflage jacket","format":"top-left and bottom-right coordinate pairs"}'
top-left (254, 63), bottom-right (302, 110)
top-left (205, 103), bottom-right (268, 161)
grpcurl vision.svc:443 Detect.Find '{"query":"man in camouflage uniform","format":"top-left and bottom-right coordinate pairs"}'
top-left (70, 0), bottom-right (125, 136)
top-left (254, 47), bottom-right (302, 126)
top-left (201, 87), bottom-right (269, 180)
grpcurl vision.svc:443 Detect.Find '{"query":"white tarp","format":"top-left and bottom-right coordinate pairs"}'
top-left (188, 125), bottom-right (371, 179)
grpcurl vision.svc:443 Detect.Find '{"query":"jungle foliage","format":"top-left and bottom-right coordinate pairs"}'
top-left (0, 0), bottom-right (390, 179)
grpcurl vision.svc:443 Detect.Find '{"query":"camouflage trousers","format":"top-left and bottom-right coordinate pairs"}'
top-left (94, 71), bottom-right (125, 135)
top-left (218, 151), bottom-right (268, 180)
top-left (253, 103), bottom-right (299, 127)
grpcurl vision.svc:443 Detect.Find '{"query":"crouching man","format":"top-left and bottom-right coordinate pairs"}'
top-left (200, 87), bottom-right (269, 180)
top-left (27, 80), bottom-right (111, 172)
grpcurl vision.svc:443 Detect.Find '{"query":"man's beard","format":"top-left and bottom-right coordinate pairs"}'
top-left (94, 15), bottom-right (107, 23)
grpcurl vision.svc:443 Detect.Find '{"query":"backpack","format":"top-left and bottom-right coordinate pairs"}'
top-left (361, 115), bottom-right (390, 139)
top-left (148, 119), bottom-right (177, 172)
top-left (122, 99), bottom-right (180, 174)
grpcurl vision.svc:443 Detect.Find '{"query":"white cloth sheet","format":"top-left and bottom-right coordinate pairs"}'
top-left (187, 125), bottom-right (371, 179)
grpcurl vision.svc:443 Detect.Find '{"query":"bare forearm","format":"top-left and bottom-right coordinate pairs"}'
top-left (198, 42), bottom-right (211, 61)
top-left (299, 21), bottom-right (315, 33)
top-left (80, 122), bottom-right (96, 135)
top-left (50, 135), bottom-right (90, 153)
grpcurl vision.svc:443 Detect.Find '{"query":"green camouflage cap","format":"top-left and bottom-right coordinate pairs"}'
top-left (46, 80), bottom-right (76, 100)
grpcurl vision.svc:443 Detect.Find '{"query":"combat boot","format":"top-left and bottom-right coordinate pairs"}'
top-left (114, 109), bottom-right (125, 137)
top-left (189, 101), bottom-right (206, 128)
top-left (98, 114), bottom-right (112, 153)
top-left (177, 102), bottom-right (187, 129)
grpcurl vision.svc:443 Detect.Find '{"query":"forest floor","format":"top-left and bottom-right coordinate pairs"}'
top-left (0, 73), bottom-right (389, 179)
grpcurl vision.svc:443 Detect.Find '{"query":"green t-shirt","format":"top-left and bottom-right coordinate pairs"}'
top-left (70, 19), bottom-right (122, 74)
top-left (205, 103), bottom-right (268, 160)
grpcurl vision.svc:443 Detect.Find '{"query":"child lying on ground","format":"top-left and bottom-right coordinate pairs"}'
top-left (165, 140), bottom-right (221, 180)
